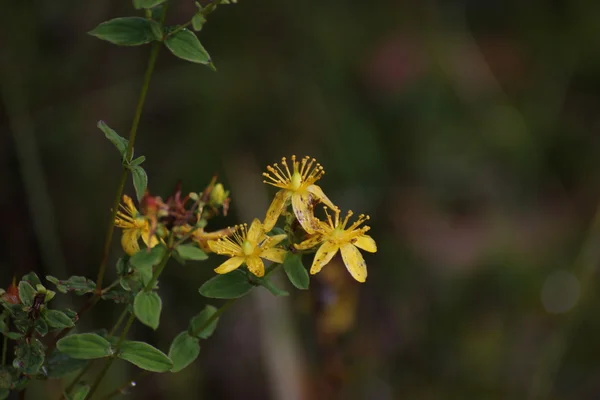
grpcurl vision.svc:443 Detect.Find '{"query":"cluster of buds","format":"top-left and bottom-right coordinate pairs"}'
top-left (115, 177), bottom-right (231, 256)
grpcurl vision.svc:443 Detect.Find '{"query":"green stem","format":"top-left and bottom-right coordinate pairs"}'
top-left (108, 307), bottom-right (129, 337)
top-left (61, 362), bottom-right (93, 400)
top-left (528, 201), bottom-right (600, 399)
top-left (95, 39), bottom-right (162, 292)
top-left (85, 247), bottom-right (172, 400)
top-left (191, 298), bottom-right (236, 337)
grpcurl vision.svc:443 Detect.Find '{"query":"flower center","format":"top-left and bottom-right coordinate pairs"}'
top-left (290, 172), bottom-right (302, 191)
top-left (331, 227), bottom-right (346, 242)
top-left (242, 240), bottom-right (255, 256)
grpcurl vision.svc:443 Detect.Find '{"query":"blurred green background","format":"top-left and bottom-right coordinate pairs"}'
top-left (3, 0), bottom-right (600, 398)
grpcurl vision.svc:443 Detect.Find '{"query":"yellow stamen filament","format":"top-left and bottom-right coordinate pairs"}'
top-left (262, 155), bottom-right (326, 190)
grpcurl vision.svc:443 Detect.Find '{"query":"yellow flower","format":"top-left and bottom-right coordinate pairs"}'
top-left (295, 208), bottom-right (376, 283)
top-left (208, 219), bottom-right (287, 277)
top-left (177, 225), bottom-right (234, 254)
top-left (114, 195), bottom-right (160, 256)
top-left (263, 155), bottom-right (336, 234)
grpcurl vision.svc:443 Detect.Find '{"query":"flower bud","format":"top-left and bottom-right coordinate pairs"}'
top-left (210, 183), bottom-right (229, 206)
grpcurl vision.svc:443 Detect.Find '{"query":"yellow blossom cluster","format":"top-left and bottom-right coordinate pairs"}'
top-left (209, 155), bottom-right (377, 283)
top-left (114, 156), bottom-right (376, 283)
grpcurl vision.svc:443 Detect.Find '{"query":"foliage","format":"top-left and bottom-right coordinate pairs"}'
top-left (0, 0), bottom-right (376, 398)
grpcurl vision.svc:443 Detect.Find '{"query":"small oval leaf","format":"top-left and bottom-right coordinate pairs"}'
top-left (165, 29), bottom-right (211, 64)
top-left (57, 333), bottom-right (113, 360)
top-left (168, 332), bottom-right (200, 372)
top-left (118, 341), bottom-right (173, 372)
top-left (199, 270), bottom-right (253, 299)
top-left (97, 121), bottom-right (128, 158)
top-left (134, 291), bottom-right (162, 330)
top-left (45, 310), bottom-right (75, 329)
top-left (175, 245), bottom-right (208, 261)
top-left (130, 245), bottom-right (166, 270)
top-left (89, 17), bottom-right (156, 46)
top-left (17, 281), bottom-right (35, 308)
top-left (283, 253), bottom-right (309, 290)
top-left (131, 166), bottom-right (148, 202)
top-left (70, 383), bottom-right (90, 400)
top-left (189, 305), bottom-right (219, 339)
top-left (13, 339), bottom-right (44, 375)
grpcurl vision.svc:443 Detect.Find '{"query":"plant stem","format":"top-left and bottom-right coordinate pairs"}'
top-left (191, 298), bottom-right (236, 337)
top-left (61, 362), bottom-right (93, 400)
top-left (108, 307), bottom-right (129, 337)
top-left (95, 39), bottom-right (162, 292)
top-left (85, 248), bottom-right (172, 400)
top-left (528, 202), bottom-right (600, 399)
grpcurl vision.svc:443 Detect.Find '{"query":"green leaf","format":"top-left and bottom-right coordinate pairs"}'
top-left (44, 310), bottom-right (75, 329)
top-left (189, 305), bottom-right (219, 339)
top-left (0, 389), bottom-right (8, 400)
top-left (118, 341), bottom-right (173, 372)
top-left (13, 339), bottom-right (44, 375)
top-left (21, 272), bottom-right (42, 287)
top-left (168, 332), bottom-right (200, 372)
top-left (4, 332), bottom-right (22, 340)
top-left (134, 291), bottom-right (162, 330)
top-left (131, 165), bottom-right (148, 202)
top-left (18, 281), bottom-right (35, 308)
top-left (89, 17), bottom-right (156, 46)
top-left (34, 318), bottom-right (49, 336)
top-left (283, 253), bottom-right (309, 290)
top-left (175, 245), bottom-right (208, 261)
top-left (57, 333), bottom-right (113, 360)
top-left (191, 13), bottom-right (206, 31)
top-left (199, 270), bottom-right (253, 299)
top-left (97, 121), bottom-right (128, 157)
top-left (130, 155), bottom-right (146, 166)
top-left (70, 383), bottom-right (90, 400)
top-left (130, 244), bottom-right (166, 270)
top-left (164, 29), bottom-right (211, 64)
top-left (133, 0), bottom-right (168, 9)
top-left (46, 275), bottom-right (95, 296)
top-left (46, 349), bottom-right (88, 379)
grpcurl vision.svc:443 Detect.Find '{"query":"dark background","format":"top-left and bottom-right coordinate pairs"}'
top-left (3, 0), bottom-right (600, 399)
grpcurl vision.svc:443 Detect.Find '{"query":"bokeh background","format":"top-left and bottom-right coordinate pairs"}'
top-left (3, 0), bottom-right (600, 399)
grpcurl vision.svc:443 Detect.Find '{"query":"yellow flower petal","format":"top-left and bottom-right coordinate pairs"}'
top-left (310, 242), bottom-right (339, 275)
top-left (247, 219), bottom-right (263, 245)
top-left (292, 192), bottom-right (319, 234)
top-left (265, 234), bottom-right (287, 247)
top-left (245, 256), bottom-right (265, 277)
top-left (263, 190), bottom-right (290, 232)
top-left (214, 256), bottom-right (245, 274)
top-left (121, 229), bottom-right (141, 256)
top-left (141, 227), bottom-right (159, 249)
top-left (353, 234), bottom-right (377, 253)
top-left (294, 234), bottom-right (323, 250)
top-left (306, 184), bottom-right (336, 210)
top-left (260, 248), bottom-right (287, 264)
top-left (340, 243), bottom-right (367, 283)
